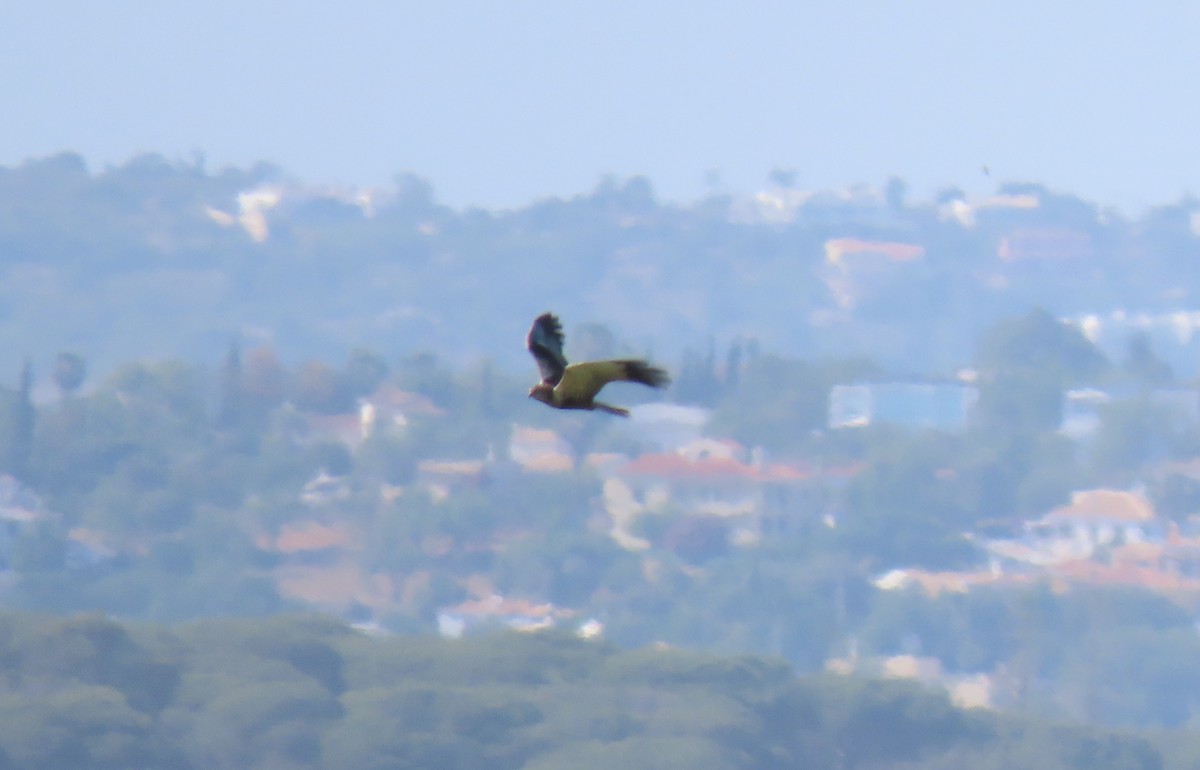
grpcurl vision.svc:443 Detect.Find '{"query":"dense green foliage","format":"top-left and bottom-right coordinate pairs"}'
top-left (0, 610), bottom-right (1188, 770)
top-left (0, 304), bottom-right (1195, 729)
top-left (5, 153), bottom-right (1200, 747)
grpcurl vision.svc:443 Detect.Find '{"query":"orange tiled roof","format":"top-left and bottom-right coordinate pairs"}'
top-left (446, 594), bottom-right (573, 620)
top-left (825, 238), bottom-right (925, 265)
top-left (365, 384), bottom-right (445, 416)
top-left (624, 453), bottom-right (752, 478)
top-left (1045, 489), bottom-right (1156, 523)
top-left (1050, 558), bottom-right (1200, 593)
top-left (519, 454), bottom-right (573, 473)
top-left (260, 522), bottom-right (354, 553)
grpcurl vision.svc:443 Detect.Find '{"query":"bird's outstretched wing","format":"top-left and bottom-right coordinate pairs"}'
top-left (527, 312), bottom-right (568, 385)
top-left (557, 359), bottom-right (670, 402)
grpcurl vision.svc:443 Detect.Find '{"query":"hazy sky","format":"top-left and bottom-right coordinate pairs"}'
top-left (3, 1), bottom-right (1199, 213)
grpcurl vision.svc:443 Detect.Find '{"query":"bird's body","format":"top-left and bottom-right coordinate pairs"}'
top-left (526, 312), bottom-right (669, 416)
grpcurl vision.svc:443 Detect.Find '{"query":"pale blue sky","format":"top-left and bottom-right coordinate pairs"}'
top-left (3, 1), bottom-right (1199, 213)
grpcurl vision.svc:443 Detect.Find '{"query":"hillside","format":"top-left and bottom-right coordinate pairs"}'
top-left (4, 152), bottom-right (1200, 383)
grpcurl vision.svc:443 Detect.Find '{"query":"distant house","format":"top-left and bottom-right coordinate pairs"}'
top-left (1059, 388), bottom-right (1110, 440)
top-left (256, 521), bottom-right (382, 614)
top-left (1109, 536), bottom-right (1200, 582)
top-left (582, 452), bottom-right (631, 478)
top-left (608, 440), bottom-right (824, 544)
top-left (985, 488), bottom-right (1163, 569)
top-left (416, 459), bottom-right (488, 502)
top-left (939, 192), bottom-right (1039, 227)
top-left (1073, 310), bottom-right (1200, 379)
top-left (735, 186), bottom-right (905, 228)
top-left (256, 520), bottom-right (355, 565)
top-left (65, 528), bottom-right (118, 570)
top-left (297, 412), bottom-right (366, 449)
top-left (0, 475), bottom-right (50, 571)
top-left (873, 566), bottom-right (1029, 596)
top-left (827, 650), bottom-right (997, 711)
top-left (822, 238), bottom-right (926, 310)
top-left (1039, 487), bottom-right (1160, 543)
top-left (829, 382), bottom-right (978, 431)
top-left (436, 593), bottom-right (574, 638)
top-left (299, 469), bottom-right (351, 506)
top-left (360, 384), bottom-right (445, 438)
top-left (509, 425), bottom-right (573, 472)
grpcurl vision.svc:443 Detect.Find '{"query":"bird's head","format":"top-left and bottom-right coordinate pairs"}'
top-left (528, 383), bottom-right (554, 405)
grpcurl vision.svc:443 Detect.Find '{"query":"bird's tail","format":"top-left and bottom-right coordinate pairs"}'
top-left (594, 402), bottom-right (631, 417)
top-left (618, 360), bottom-right (671, 389)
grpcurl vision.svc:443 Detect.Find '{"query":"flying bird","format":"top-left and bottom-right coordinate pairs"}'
top-left (526, 312), bottom-right (670, 417)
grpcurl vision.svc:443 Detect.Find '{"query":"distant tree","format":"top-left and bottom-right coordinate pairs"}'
top-left (974, 372), bottom-right (1066, 435)
top-left (52, 352), bottom-right (86, 399)
top-left (840, 437), bottom-right (979, 569)
top-left (591, 175), bottom-right (656, 215)
top-left (1088, 398), bottom-right (1175, 480)
top-left (394, 352), bottom-right (456, 406)
top-left (674, 345), bottom-right (721, 406)
top-left (973, 308), bottom-right (1109, 435)
top-left (975, 308), bottom-right (1109, 385)
top-left (292, 359), bottom-right (352, 412)
top-left (389, 172), bottom-right (442, 220)
top-left (708, 355), bottom-right (878, 453)
top-left (1121, 330), bottom-right (1173, 384)
top-left (241, 347), bottom-right (286, 413)
top-left (107, 361), bottom-right (207, 424)
top-left (10, 520), bottom-right (68, 573)
top-left (934, 186), bottom-right (966, 204)
top-left (884, 176), bottom-right (908, 210)
top-left (723, 339), bottom-right (743, 395)
top-left (216, 340), bottom-right (245, 427)
top-left (1151, 472), bottom-right (1200, 522)
top-left (343, 348), bottom-right (388, 400)
top-left (4, 360), bottom-right (35, 480)
top-left (663, 515), bottom-right (730, 565)
top-left (768, 167), bottom-right (798, 188)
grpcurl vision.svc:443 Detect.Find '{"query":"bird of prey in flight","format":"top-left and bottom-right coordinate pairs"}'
top-left (526, 312), bottom-right (670, 417)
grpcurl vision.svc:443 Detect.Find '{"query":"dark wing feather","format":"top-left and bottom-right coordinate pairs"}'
top-left (526, 312), bottom-right (568, 385)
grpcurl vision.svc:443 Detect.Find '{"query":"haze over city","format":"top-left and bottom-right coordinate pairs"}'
top-left (4, 0), bottom-right (1200, 212)
top-left (7, 3), bottom-right (1200, 768)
